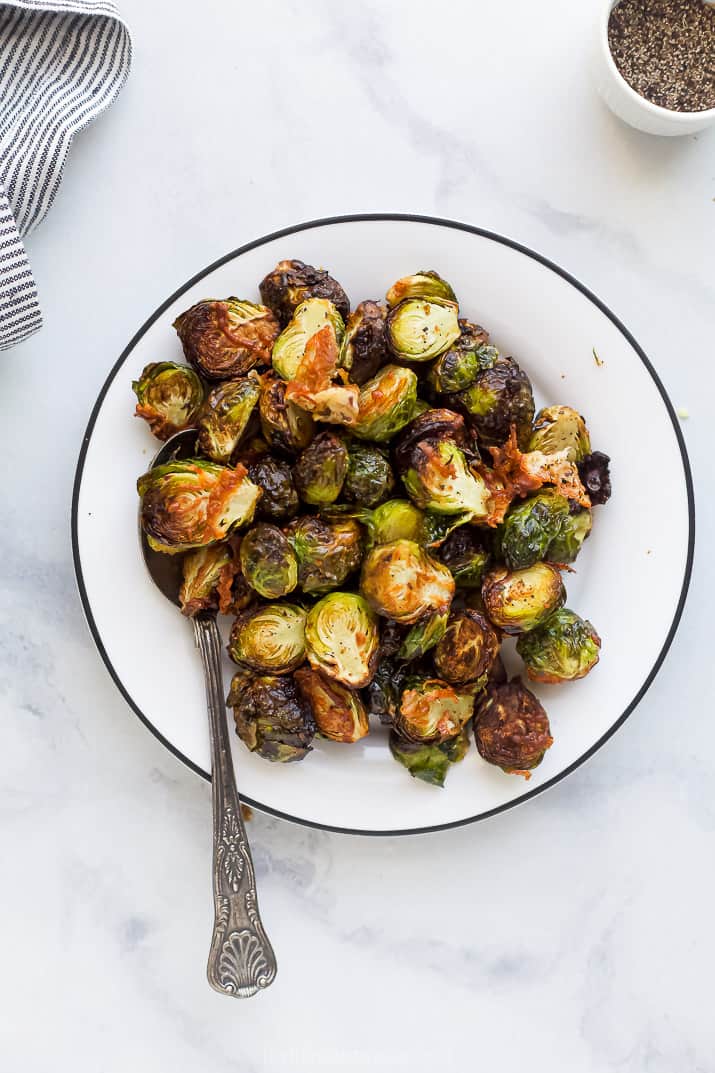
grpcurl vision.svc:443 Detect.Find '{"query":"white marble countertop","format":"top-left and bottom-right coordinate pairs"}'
top-left (3, 1), bottom-right (713, 1069)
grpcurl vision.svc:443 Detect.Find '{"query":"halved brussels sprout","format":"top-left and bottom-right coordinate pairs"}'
top-left (304, 592), bottom-right (379, 688)
top-left (294, 667), bottom-right (369, 743)
top-left (360, 539), bottom-right (455, 624)
top-left (239, 523), bottom-right (298, 598)
top-left (339, 300), bottom-right (388, 386)
top-left (132, 361), bottom-right (204, 440)
top-left (385, 270), bottom-right (457, 308)
top-left (286, 516), bottom-right (363, 594)
top-left (449, 355), bottom-right (535, 450)
top-left (343, 443), bottom-right (395, 508)
top-left (259, 259), bottom-right (350, 326)
top-left (386, 298), bottom-right (460, 362)
top-left (227, 670), bottom-right (315, 763)
top-left (397, 609), bottom-right (449, 662)
top-left (433, 608), bottom-right (500, 685)
top-left (352, 365), bottom-right (419, 442)
top-left (516, 608), bottom-right (601, 683)
top-left (370, 499), bottom-right (424, 546)
top-left (174, 298), bottom-right (279, 380)
top-left (259, 374), bottom-right (315, 453)
top-left (138, 459), bottom-right (260, 553)
top-left (363, 658), bottom-right (406, 725)
top-left (271, 298), bottom-right (345, 381)
top-left (474, 678), bottom-right (553, 777)
top-left (439, 526), bottom-right (490, 588)
top-left (395, 675), bottom-right (478, 744)
top-left (389, 724), bottom-right (469, 787)
top-left (294, 431), bottom-right (348, 506)
top-left (402, 439), bottom-right (491, 520)
top-left (393, 406), bottom-right (469, 471)
top-left (577, 451), bottom-right (612, 506)
top-left (179, 543), bottom-right (233, 616)
top-left (247, 455), bottom-right (299, 521)
top-left (499, 491), bottom-right (571, 571)
top-left (427, 322), bottom-right (498, 395)
top-left (228, 603), bottom-right (305, 674)
top-left (482, 563), bottom-right (565, 634)
top-left (529, 405), bottom-right (591, 462)
top-left (284, 323), bottom-right (359, 427)
top-left (196, 376), bottom-right (260, 463)
top-left (546, 506), bottom-right (592, 564)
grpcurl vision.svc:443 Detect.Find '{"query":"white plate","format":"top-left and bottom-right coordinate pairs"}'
top-left (72, 215), bottom-right (693, 835)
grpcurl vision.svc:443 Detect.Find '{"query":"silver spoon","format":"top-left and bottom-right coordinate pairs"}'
top-left (140, 428), bottom-right (277, 997)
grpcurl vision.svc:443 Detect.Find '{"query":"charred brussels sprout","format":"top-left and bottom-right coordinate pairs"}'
top-left (196, 376), bottom-right (260, 463)
top-left (174, 298), bottom-right (278, 380)
top-left (259, 374), bottom-right (315, 453)
top-left (360, 539), bottom-right (455, 624)
top-left (397, 609), bottom-right (449, 662)
top-left (439, 526), bottom-right (490, 588)
top-left (343, 443), bottom-right (395, 508)
top-left (529, 405), bottom-right (591, 462)
top-left (393, 407), bottom-right (469, 470)
top-left (433, 609), bottom-right (500, 685)
top-left (402, 439), bottom-right (491, 520)
top-left (132, 361), bottom-right (204, 440)
top-left (294, 431), bottom-right (348, 506)
top-left (389, 724), bottom-right (469, 787)
top-left (474, 678), bottom-right (553, 777)
top-left (499, 491), bottom-right (571, 570)
top-left (259, 259), bottom-right (350, 327)
top-left (395, 675), bottom-right (477, 744)
top-left (363, 658), bottom-right (406, 725)
top-left (516, 608), bottom-right (601, 683)
top-left (227, 671), bottom-right (315, 763)
top-left (370, 499), bottom-right (424, 546)
top-left (286, 516), bottom-right (363, 594)
top-left (272, 297), bottom-right (345, 382)
top-left (247, 455), bottom-right (299, 521)
top-left (228, 602), bottom-right (306, 673)
top-left (546, 507), bottom-right (592, 564)
top-left (386, 270), bottom-right (457, 308)
top-left (482, 563), bottom-right (565, 634)
top-left (449, 355), bottom-right (535, 450)
top-left (138, 459), bottom-right (260, 553)
top-left (339, 300), bottom-right (388, 386)
top-left (427, 322), bottom-right (498, 395)
top-left (294, 667), bottom-right (369, 743)
top-left (352, 365), bottom-right (419, 442)
top-left (239, 523), bottom-right (298, 598)
top-left (578, 451), bottom-right (612, 506)
top-left (386, 298), bottom-right (460, 363)
top-left (305, 592), bottom-right (379, 688)
top-left (179, 543), bottom-right (233, 616)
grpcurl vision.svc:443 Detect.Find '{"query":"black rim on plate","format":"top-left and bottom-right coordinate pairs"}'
top-left (71, 213), bottom-right (695, 836)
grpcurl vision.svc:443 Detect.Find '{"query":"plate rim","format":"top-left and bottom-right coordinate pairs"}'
top-left (71, 212), bottom-right (695, 836)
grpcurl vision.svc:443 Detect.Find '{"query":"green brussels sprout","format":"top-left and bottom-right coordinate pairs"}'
top-left (529, 405), bottom-right (591, 462)
top-left (137, 459), bottom-right (260, 553)
top-left (179, 543), bottom-right (233, 616)
top-left (339, 300), bottom-right (388, 386)
top-left (228, 602), bottom-right (306, 674)
top-left (363, 658), bottom-right (407, 725)
top-left (286, 516), bottom-right (363, 594)
top-left (397, 608), bottom-right (449, 662)
top-left (239, 523), bottom-right (298, 598)
top-left (259, 374), bottom-right (315, 453)
top-left (343, 443), bottom-right (395, 508)
top-left (360, 539), bottom-right (455, 624)
top-left (259, 259), bottom-right (350, 327)
top-left (474, 678), bottom-right (553, 777)
top-left (132, 361), bottom-right (204, 440)
top-left (516, 608), bottom-right (601, 683)
top-left (499, 491), bottom-right (571, 570)
top-left (370, 499), bottom-right (424, 546)
top-left (174, 298), bottom-right (279, 380)
top-left (389, 724), bottom-right (469, 787)
top-left (578, 451), bottom-right (612, 505)
top-left (545, 507), bottom-right (592, 564)
top-left (433, 608), bottom-right (500, 685)
top-left (247, 455), bottom-right (299, 521)
top-left (294, 667), bottom-right (369, 743)
top-left (196, 376), bottom-right (260, 463)
top-left (386, 298), bottom-right (460, 363)
top-left (402, 439), bottom-right (491, 520)
top-left (227, 670), bottom-right (315, 763)
top-left (294, 431), bottom-right (348, 506)
top-left (385, 270), bottom-right (457, 308)
top-left (395, 675), bottom-right (478, 744)
top-left (482, 563), bottom-right (565, 634)
top-left (449, 355), bottom-right (535, 450)
top-left (271, 298), bottom-right (345, 381)
top-left (305, 592), bottom-right (379, 688)
top-left (438, 526), bottom-right (490, 588)
top-left (352, 365), bottom-right (419, 442)
top-left (427, 321), bottom-right (498, 395)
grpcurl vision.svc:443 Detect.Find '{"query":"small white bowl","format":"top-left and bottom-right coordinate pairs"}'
top-left (595, 0), bottom-right (715, 136)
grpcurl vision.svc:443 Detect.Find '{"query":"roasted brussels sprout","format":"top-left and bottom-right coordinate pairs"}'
top-left (389, 724), bottom-right (469, 787)
top-left (272, 298), bottom-right (345, 382)
top-left (294, 667), bottom-right (369, 743)
top-left (239, 523), bottom-right (298, 598)
top-left (474, 678), bottom-right (553, 777)
top-left (343, 443), bottom-right (395, 507)
top-left (294, 431), bottom-right (348, 506)
top-left (227, 671), bottom-right (315, 763)
top-left (339, 300), bottom-right (388, 385)
top-left (482, 563), bottom-right (565, 634)
top-left (228, 602), bottom-right (306, 674)
top-left (259, 374), bottom-right (315, 453)
top-left (196, 376), bottom-right (260, 463)
top-left (386, 270), bottom-right (457, 308)
top-left (132, 361), bottom-right (204, 440)
top-left (386, 298), bottom-right (460, 363)
top-left (370, 499), bottom-right (424, 546)
top-left (179, 543), bottom-right (233, 616)
top-left (395, 675), bottom-right (477, 744)
top-left (499, 491), bottom-right (571, 571)
top-left (174, 298), bottom-right (278, 380)
top-left (363, 658), bottom-right (406, 725)
top-left (427, 322), bottom-right (498, 395)
top-left (529, 405), bottom-right (591, 462)
top-left (449, 355), bottom-right (535, 450)
top-left (516, 608), bottom-right (601, 683)
top-left (286, 516), bottom-right (363, 594)
top-left (487, 427), bottom-right (591, 515)
top-left (402, 438), bottom-right (491, 520)
top-left (397, 609), bottom-right (449, 662)
top-left (283, 322), bottom-right (359, 427)
top-left (259, 259), bottom-right (350, 327)
top-left (352, 365), bottom-right (419, 442)
top-left (247, 455), bottom-right (299, 521)
top-left (577, 451), bottom-right (612, 506)
top-left (138, 459), bottom-right (260, 553)
top-left (546, 506), bottom-right (592, 564)
top-left (360, 539), bottom-right (455, 624)
top-left (439, 526), bottom-right (490, 588)
top-left (433, 608), bottom-right (500, 685)
top-left (304, 592), bottom-right (379, 688)
top-left (393, 406), bottom-right (469, 469)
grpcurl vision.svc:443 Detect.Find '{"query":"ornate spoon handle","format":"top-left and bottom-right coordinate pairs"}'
top-left (193, 613), bottom-right (277, 997)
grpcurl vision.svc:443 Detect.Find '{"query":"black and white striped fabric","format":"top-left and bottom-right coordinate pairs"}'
top-left (0, 1), bottom-right (131, 350)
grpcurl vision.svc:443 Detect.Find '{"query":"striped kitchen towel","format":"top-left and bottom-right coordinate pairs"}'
top-left (0, 1), bottom-right (131, 350)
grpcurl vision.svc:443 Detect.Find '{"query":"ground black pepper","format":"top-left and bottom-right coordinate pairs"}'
top-left (608, 0), bottom-right (715, 112)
